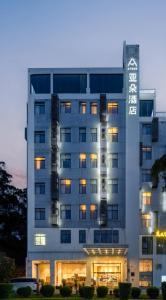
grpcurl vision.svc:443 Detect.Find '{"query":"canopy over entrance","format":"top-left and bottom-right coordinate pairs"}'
top-left (83, 245), bottom-right (128, 256)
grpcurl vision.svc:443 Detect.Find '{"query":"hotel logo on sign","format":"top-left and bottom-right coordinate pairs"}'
top-left (127, 58), bottom-right (138, 116)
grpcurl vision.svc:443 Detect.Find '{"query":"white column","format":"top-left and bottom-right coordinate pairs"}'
top-left (50, 260), bottom-right (55, 285)
top-left (26, 259), bottom-right (32, 277)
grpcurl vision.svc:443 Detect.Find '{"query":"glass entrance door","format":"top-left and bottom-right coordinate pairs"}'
top-left (93, 263), bottom-right (121, 288)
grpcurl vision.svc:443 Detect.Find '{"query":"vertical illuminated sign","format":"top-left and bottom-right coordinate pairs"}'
top-left (127, 57), bottom-right (138, 115)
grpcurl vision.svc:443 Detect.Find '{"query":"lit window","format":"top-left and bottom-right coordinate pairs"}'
top-left (142, 146), bottom-right (152, 160)
top-left (34, 157), bottom-right (45, 170)
top-left (35, 234), bottom-right (46, 246)
top-left (141, 214), bottom-right (151, 228)
top-left (142, 192), bottom-right (152, 205)
top-left (34, 101), bottom-right (45, 115)
top-left (60, 179), bottom-right (71, 194)
top-left (79, 102), bottom-right (86, 114)
top-left (90, 128), bottom-right (97, 142)
top-left (79, 179), bottom-right (86, 194)
top-left (79, 153), bottom-right (86, 168)
top-left (60, 101), bottom-right (71, 113)
top-left (108, 127), bottom-right (118, 142)
top-left (90, 153), bottom-right (97, 168)
top-left (90, 204), bottom-right (97, 220)
top-left (90, 179), bottom-right (97, 193)
top-left (79, 204), bottom-right (86, 219)
top-left (90, 102), bottom-right (98, 114)
top-left (139, 260), bottom-right (152, 272)
top-left (107, 102), bottom-right (118, 114)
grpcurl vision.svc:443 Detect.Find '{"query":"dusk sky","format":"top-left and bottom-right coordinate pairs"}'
top-left (0, 0), bottom-right (166, 188)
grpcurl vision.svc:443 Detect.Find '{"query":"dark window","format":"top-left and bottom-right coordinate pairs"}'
top-left (60, 101), bottom-right (71, 113)
top-left (53, 74), bottom-right (87, 93)
top-left (79, 230), bottom-right (86, 243)
top-left (94, 230), bottom-right (119, 243)
top-left (108, 179), bottom-right (118, 193)
top-left (60, 154), bottom-right (71, 168)
top-left (34, 101), bottom-right (45, 115)
top-left (35, 208), bottom-right (45, 220)
top-left (108, 205), bottom-right (118, 220)
top-left (142, 146), bottom-right (152, 160)
top-left (142, 170), bottom-right (152, 182)
top-left (90, 179), bottom-right (97, 193)
top-left (142, 124), bottom-right (152, 135)
top-left (156, 238), bottom-right (166, 254)
top-left (60, 205), bottom-right (71, 220)
top-left (35, 183), bottom-right (45, 194)
top-left (90, 74), bottom-right (123, 93)
top-left (140, 100), bottom-right (154, 117)
top-left (34, 131), bottom-right (45, 143)
top-left (61, 230), bottom-right (71, 243)
top-left (90, 128), bottom-right (97, 142)
top-left (30, 74), bottom-right (50, 94)
top-left (110, 153), bottom-right (118, 168)
top-left (79, 127), bottom-right (86, 142)
top-left (142, 236), bottom-right (153, 255)
top-left (60, 128), bottom-right (71, 142)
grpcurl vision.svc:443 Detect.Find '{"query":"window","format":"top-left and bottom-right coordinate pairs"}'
top-left (60, 128), bottom-right (71, 142)
top-left (90, 128), bottom-right (97, 142)
top-left (79, 127), bottom-right (86, 142)
top-left (142, 192), bottom-right (152, 205)
top-left (53, 74), bottom-right (87, 93)
top-left (79, 154), bottom-right (86, 168)
top-left (90, 179), bottom-right (97, 193)
top-left (90, 204), bottom-right (97, 220)
top-left (141, 214), bottom-right (151, 228)
top-left (60, 154), bottom-right (71, 168)
top-left (35, 183), bottom-right (45, 195)
top-left (61, 230), bottom-right (71, 243)
top-left (60, 179), bottom-right (71, 194)
top-left (101, 128), bottom-right (106, 140)
top-left (90, 154), bottom-right (97, 168)
top-left (79, 230), bottom-right (86, 243)
top-left (156, 238), bottom-right (166, 254)
top-left (108, 127), bottom-right (118, 142)
top-left (142, 123), bottom-right (152, 135)
top-left (79, 179), bottom-right (86, 194)
top-left (34, 101), bottom-right (45, 115)
top-left (90, 102), bottom-right (98, 114)
top-left (34, 131), bottom-right (45, 143)
top-left (60, 101), bottom-right (71, 113)
top-left (79, 102), bottom-right (86, 114)
top-left (142, 236), bottom-right (153, 255)
top-left (94, 230), bottom-right (119, 243)
top-left (30, 74), bottom-right (50, 94)
top-left (140, 100), bottom-right (154, 117)
top-left (90, 74), bottom-right (123, 93)
top-left (35, 208), bottom-right (45, 220)
top-left (107, 102), bottom-right (118, 114)
top-left (142, 146), bottom-right (152, 160)
top-left (142, 170), bottom-right (151, 182)
top-left (108, 205), bottom-right (118, 220)
top-left (110, 153), bottom-right (118, 168)
top-left (34, 157), bottom-right (45, 170)
top-left (79, 204), bottom-right (86, 220)
top-left (35, 234), bottom-right (46, 246)
top-left (108, 179), bottom-right (118, 193)
top-left (139, 260), bottom-right (152, 272)
top-left (60, 205), bottom-right (71, 220)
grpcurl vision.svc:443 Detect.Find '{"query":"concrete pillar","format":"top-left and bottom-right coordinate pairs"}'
top-left (86, 260), bottom-right (91, 285)
top-left (50, 260), bottom-right (55, 285)
top-left (26, 259), bottom-right (32, 277)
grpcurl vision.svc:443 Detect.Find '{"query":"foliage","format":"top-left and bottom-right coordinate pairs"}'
top-left (96, 286), bottom-right (108, 297)
top-left (131, 287), bottom-right (141, 299)
top-left (0, 283), bottom-right (13, 299)
top-left (0, 162), bottom-right (27, 266)
top-left (0, 255), bottom-right (15, 282)
top-left (60, 285), bottom-right (72, 297)
top-left (79, 286), bottom-right (94, 299)
top-left (147, 287), bottom-right (159, 299)
top-left (151, 154), bottom-right (166, 188)
top-left (40, 284), bottom-right (55, 297)
top-left (162, 282), bottom-right (166, 300)
top-left (119, 282), bottom-right (131, 300)
top-left (113, 288), bottom-right (119, 298)
top-left (16, 286), bottom-right (32, 297)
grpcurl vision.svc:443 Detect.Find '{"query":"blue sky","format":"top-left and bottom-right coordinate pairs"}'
top-left (0, 0), bottom-right (166, 187)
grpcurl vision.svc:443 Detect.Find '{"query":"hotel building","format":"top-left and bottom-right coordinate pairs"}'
top-left (26, 43), bottom-right (166, 288)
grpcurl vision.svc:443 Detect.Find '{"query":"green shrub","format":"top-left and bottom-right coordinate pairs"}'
top-left (119, 283), bottom-right (131, 300)
top-left (97, 286), bottom-right (108, 297)
top-left (17, 286), bottom-right (32, 298)
top-left (0, 283), bottom-right (13, 299)
top-left (60, 286), bottom-right (72, 297)
top-left (40, 284), bottom-right (55, 297)
top-left (162, 282), bottom-right (166, 300)
top-left (147, 287), bottom-right (159, 299)
top-left (113, 288), bottom-right (119, 298)
top-left (131, 287), bottom-right (141, 299)
top-left (80, 286), bottom-right (94, 299)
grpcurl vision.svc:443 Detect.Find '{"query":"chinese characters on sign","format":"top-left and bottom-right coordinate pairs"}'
top-left (127, 58), bottom-right (138, 116)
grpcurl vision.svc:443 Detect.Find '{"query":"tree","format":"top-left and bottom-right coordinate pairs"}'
top-left (0, 162), bottom-right (27, 266)
top-left (151, 154), bottom-right (166, 188)
top-left (0, 255), bottom-right (15, 282)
